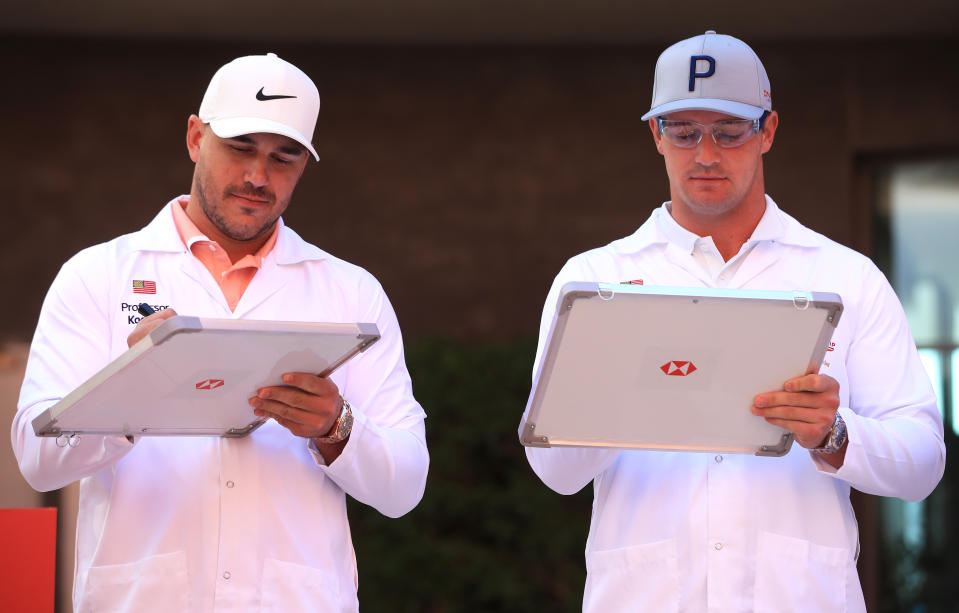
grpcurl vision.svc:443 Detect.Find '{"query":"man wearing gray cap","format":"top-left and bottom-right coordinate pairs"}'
top-left (524, 32), bottom-right (944, 611)
top-left (13, 53), bottom-right (429, 611)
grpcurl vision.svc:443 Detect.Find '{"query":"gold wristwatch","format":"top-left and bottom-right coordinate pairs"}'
top-left (314, 397), bottom-right (353, 444)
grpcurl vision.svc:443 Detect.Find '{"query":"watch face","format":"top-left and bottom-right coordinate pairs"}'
top-left (812, 414), bottom-right (846, 454)
top-left (339, 414), bottom-right (354, 437)
top-left (319, 402), bottom-right (353, 443)
top-left (834, 421), bottom-right (847, 448)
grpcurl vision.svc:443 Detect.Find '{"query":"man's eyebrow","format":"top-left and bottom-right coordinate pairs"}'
top-left (277, 144), bottom-right (307, 157)
top-left (226, 135), bottom-right (305, 157)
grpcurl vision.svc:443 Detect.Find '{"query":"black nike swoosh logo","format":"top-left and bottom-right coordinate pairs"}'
top-left (256, 87), bottom-right (297, 101)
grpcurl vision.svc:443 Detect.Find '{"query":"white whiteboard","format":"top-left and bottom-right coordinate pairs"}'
top-left (33, 316), bottom-right (379, 438)
top-left (519, 283), bottom-right (842, 456)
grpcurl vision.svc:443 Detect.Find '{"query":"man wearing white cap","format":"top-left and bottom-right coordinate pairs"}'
top-left (13, 53), bottom-right (429, 611)
top-left (524, 32), bottom-right (944, 611)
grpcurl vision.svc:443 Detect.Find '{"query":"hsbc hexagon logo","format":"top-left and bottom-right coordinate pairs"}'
top-left (660, 361), bottom-right (697, 376)
top-left (195, 379), bottom-right (225, 390)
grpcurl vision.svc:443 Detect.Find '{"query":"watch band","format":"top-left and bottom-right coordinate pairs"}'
top-left (811, 412), bottom-right (847, 454)
top-left (314, 397), bottom-right (353, 444)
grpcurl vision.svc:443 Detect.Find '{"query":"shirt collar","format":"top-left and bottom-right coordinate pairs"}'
top-left (170, 195), bottom-right (207, 250)
top-left (748, 196), bottom-right (789, 243)
top-left (612, 195), bottom-right (820, 255)
top-left (656, 203), bottom-right (701, 254)
top-left (170, 196), bottom-right (278, 269)
top-left (133, 196), bottom-right (331, 265)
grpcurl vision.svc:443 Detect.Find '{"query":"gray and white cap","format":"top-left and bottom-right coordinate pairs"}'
top-left (641, 31), bottom-right (771, 121)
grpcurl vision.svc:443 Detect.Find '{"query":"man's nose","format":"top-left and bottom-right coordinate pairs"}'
top-left (694, 134), bottom-right (722, 167)
top-left (243, 157), bottom-right (269, 187)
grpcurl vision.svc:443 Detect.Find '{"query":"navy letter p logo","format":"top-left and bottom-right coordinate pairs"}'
top-left (689, 55), bottom-right (716, 91)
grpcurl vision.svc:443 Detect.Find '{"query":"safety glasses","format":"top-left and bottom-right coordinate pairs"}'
top-left (656, 113), bottom-right (768, 149)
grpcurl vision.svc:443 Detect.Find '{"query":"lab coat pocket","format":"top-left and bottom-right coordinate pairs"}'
top-left (584, 539), bottom-right (680, 613)
top-left (753, 531), bottom-right (848, 612)
top-left (81, 551), bottom-right (188, 613)
top-left (261, 557), bottom-right (354, 612)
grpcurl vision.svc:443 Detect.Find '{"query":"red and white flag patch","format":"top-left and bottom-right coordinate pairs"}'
top-left (132, 280), bottom-right (157, 295)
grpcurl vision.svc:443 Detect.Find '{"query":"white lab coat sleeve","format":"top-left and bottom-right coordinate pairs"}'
top-left (316, 277), bottom-right (429, 518)
top-left (816, 262), bottom-right (945, 501)
top-left (522, 257), bottom-right (621, 495)
top-left (12, 249), bottom-right (136, 492)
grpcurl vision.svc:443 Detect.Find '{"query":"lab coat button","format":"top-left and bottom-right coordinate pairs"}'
top-left (226, 480), bottom-right (235, 488)
top-left (223, 571), bottom-right (231, 580)
top-left (714, 542), bottom-right (724, 550)
top-left (714, 455), bottom-right (723, 463)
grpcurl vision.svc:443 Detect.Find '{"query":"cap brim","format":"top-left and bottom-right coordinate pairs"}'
top-left (640, 98), bottom-right (766, 121)
top-left (208, 117), bottom-right (320, 161)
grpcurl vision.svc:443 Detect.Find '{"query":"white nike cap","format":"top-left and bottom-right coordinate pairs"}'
top-left (641, 31), bottom-right (771, 121)
top-left (198, 53), bottom-right (320, 161)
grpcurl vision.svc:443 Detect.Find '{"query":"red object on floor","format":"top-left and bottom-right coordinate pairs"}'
top-left (0, 508), bottom-right (57, 613)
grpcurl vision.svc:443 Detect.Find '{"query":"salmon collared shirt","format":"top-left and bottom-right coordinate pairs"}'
top-left (170, 195), bottom-right (278, 312)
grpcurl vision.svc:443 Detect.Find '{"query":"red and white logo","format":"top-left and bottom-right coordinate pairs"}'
top-left (660, 361), bottom-right (697, 376)
top-left (195, 379), bottom-right (225, 390)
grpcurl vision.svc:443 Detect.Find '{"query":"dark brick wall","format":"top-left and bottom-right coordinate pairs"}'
top-left (3, 36), bottom-right (957, 342)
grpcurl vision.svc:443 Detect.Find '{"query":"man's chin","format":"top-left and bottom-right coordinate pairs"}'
top-left (684, 198), bottom-right (740, 218)
top-left (224, 221), bottom-right (276, 243)
top-left (225, 230), bottom-right (266, 243)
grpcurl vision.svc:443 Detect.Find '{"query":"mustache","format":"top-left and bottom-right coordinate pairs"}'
top-left (226, 185), bottom-right (274, 202)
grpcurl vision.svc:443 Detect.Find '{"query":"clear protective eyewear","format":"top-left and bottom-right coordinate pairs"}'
top-left (656, 113), bottom-right (768, 149)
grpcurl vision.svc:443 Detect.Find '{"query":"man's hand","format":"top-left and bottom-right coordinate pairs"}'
top-left (752, 372), bottom-right (846, 466)
top-left (126, 308), bottom-right (178, 347)
top-left (249, 373), bottom-right (346, 462)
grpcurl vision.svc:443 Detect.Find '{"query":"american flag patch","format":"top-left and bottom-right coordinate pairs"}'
top-left (132, 280), bottom-right (156, 294)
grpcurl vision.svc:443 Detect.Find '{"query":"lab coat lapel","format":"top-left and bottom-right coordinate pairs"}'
top-left (726, 241), bottom-right (785, 288)
top-left (177, 255), bottom-right (231, 312)
top-left (134, 202), bottom-right (231, 313)
top-left (661, 242), bottom-right (713, 287)
top-left (231, 260), bottom-right (290, 318)
top-left (231, 222), bottom-right (328, 318)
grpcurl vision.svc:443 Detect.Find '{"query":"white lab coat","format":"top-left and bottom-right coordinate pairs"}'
top-left (523, 197), bottom-right (945, 612)
top-left (13, 199), bottom-right (429, 612)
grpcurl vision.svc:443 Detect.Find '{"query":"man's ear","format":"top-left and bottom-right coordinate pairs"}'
top-left (649, 118), bottom-right (664, 155)
top-left (186, 115), bottom-right (205, 163)
top-left (759, 111), bottom-right (779, 154)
